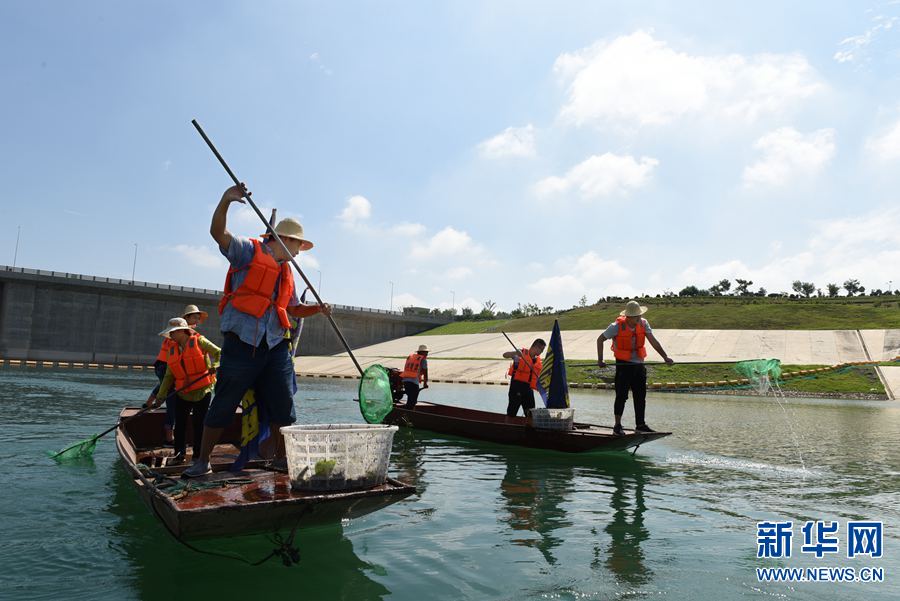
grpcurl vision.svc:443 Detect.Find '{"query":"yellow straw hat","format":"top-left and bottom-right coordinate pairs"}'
top-left (620, 300), bottom-right (648, 317)
top-left (181, 304), bottom-right (208, 322)
top-left (262, 217), bottom-right (314, 251)
top-left (158, 317), bottom-right (192, 339)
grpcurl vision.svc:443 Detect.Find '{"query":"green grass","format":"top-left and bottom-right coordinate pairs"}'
top-left (421, 297), bottom-right (900, 334)
top-left (564, 361), bottom-right (886, 396)
top-left (415, 319), bottom-right (506, 335)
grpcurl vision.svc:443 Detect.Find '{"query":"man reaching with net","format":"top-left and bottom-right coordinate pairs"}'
top-left (596, 301), bottom-right (674, 436)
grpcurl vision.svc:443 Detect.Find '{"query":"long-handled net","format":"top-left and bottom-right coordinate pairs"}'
top-left (359, 365), bottom-right (395, 424)
top-left (734, 359), bottom-right (782, 395)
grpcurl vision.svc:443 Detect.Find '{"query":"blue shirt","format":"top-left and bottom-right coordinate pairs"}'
top-left (219, 236), bottom-right (300, 348)
top-left (603, 318), bottom-right (653, 363)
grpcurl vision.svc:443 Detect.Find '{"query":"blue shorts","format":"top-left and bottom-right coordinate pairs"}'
top-left (204, 333), bottom-right (297, 428)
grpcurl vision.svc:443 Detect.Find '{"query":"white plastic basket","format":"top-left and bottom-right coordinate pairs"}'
top-left (530, 407), bottom-right (575, 431)
top-left (281, 423), bottom-right (399, 491)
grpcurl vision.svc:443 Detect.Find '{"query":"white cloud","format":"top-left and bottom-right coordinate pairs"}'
top-left (677, 207), bottom-right (900, 293)
top-left (529, 252), bottom-right (635, 303)
top-left (338, 195), bottom-right (372, 226)
top-left (555, 30), bottom-right (824, 127)
top-left (390, 222), bottom-right (427, 237)
top-left (534, 153), bottom-right (658, 200)
top-left (834, 15), bottom-right (898, 63)
top-left (230, 203), bottom-right (279, 237)
top-left (477, 124), bottom-right (536, 159)
top-left (391, 292), bottom-right (425, 309)
top-left (308, 51), bottom-right (333, 76)
top-left (445, 266), bottom-right (473, 280)
top-left (297, 253), bottom-right (320, 270)
top-left (411, 226), bottom-right (484, 260)
top-left (742, 127), bottom-right (836, 188)
top-left (865, 118), bottom-right (900, 162)
top-left (171, 244), bottom-right (228, 270)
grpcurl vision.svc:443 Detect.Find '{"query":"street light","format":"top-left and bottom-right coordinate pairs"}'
top-left (389, 280), bottom-right (394, 312)
top-left (131, 243), bottom-right (138, 284)
top-left (13, 225), bottom-right (20, 268)
top-left (450, 290), bottom-right (455, 312)
top-left (314, 268), bottom-right (322, 296)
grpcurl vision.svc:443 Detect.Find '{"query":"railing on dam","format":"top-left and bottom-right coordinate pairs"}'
top-left (0, 264), bottom-right (416, 317)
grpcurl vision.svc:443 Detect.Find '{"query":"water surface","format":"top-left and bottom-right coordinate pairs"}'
top-left (1, 367), bottom-right (897, 600)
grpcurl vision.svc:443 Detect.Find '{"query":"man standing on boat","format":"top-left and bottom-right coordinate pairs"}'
top-left (182, 184), bottom-right (330, 478)
top-left (400, 344), bottom-right (430, 408)
top-left (503, 338), bottom-right (546, 417)
top-left (596, 300), bottom-right (674, 436)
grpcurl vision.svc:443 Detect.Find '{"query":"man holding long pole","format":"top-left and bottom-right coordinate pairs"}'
top-left (596, 300), bottom-right (673, 436)
top-left (182, 184), bottom-right (331, 477)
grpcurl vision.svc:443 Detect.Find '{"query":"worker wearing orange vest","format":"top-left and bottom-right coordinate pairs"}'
top-left (400, 344), bottom-right (430, 408)
top-left (502, 338), bottom-right (546, 417)
top-left (596, 301), bottom-right (674, 435)
top-left (146, 304), bottom-right (210, 445)
top-left (149, 317), bottom-right (221, 463)
top-left (182, 183), bottom-right (331, 479)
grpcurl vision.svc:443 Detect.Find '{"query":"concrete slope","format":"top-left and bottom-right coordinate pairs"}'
top-left (294, 329), bottom-right (900, 390)
top-left (316, 328), bottom-right (883, 364)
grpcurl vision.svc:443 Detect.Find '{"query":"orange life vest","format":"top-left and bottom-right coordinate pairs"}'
top-left (156, 338), bottom-right (175, 363)
top-left (508, 348), bottom-right (542, 389)
top-left (611, 316), bottom-right (647, 361)
top-left (218, 238), bottom-right (295, 330)
top-left (166, 332), bottom-right (215, 393)
top-left (400, 353), bottom-right (425, 382)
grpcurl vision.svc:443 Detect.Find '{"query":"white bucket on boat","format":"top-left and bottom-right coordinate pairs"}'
top-left (530, 408), bottom-right (575, 431)
top-left (280, 423), bottom-right (398, 491)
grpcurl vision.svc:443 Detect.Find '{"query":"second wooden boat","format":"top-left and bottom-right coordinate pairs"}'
top-left (383, 402), bottom-right (670, 453)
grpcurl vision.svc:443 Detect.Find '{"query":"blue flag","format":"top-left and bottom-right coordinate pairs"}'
top-left (536, 320), bottom-right (569, 408)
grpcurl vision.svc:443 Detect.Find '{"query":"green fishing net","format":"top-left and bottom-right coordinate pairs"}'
top-left (49, 436), bottom-right (98, 461)
top-left (359, 364), bottom-right (395, 424)
top-left (734, 359), bottom-right (782, 393)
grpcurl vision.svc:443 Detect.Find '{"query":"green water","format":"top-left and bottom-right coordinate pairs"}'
top-left (1, 367), bottom-right (897, 600)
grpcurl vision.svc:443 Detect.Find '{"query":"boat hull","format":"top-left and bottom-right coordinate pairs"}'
top-left (384, 402), bottom-right (670, 453)
top-left (116, 408), bottom-right (415, 540)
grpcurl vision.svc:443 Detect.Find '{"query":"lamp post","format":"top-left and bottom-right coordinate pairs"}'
top-left (389, 280), bottom-right (394, 312)
top-left (314, 268), bottom-right (322, 296)
top-left (13, 225), bottom-right (20, 268)
top-left (131, 243), bottom-right (138, 284)
top-left (451, 290), bottom-right (455, 312)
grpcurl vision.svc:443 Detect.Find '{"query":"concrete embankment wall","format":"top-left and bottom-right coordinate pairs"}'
top-left (0, 266), bottom-right (448, 363)
top-left (295, 329), bottom-right (900, 398)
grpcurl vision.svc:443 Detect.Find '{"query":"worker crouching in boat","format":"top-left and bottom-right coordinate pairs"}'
top-left (596, 300), bottom-right (674, 436)
top-left (181, 184), bottom-right (330, 478)
top-left (502, 339), bottom-right (546, 417)
top-left (149, 317), bottom-right (221, 464)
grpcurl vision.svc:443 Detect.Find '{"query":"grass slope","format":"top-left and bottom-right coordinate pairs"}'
top-left (565, 362), bottom-right (885, 395)
top-left (421, 297), bottom-right (900, 335)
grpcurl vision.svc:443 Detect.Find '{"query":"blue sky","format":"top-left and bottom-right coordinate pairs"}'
top-left (2, 1), bottom-right (900, 312)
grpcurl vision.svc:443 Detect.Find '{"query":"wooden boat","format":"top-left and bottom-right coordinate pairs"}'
top-left (115, 407), bottom-right (415, 540)
top-left (383, 402), bottom-right (670, 453)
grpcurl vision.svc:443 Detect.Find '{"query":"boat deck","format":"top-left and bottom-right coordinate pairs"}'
top-left (117, 408), bottom-right (415, 539)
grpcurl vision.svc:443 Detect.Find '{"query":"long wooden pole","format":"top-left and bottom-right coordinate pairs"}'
top-left (191, 119), bottom-right (364, 376)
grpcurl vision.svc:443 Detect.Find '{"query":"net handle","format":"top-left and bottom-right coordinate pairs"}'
top-left (192, 119), bottom-right (363, 376)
